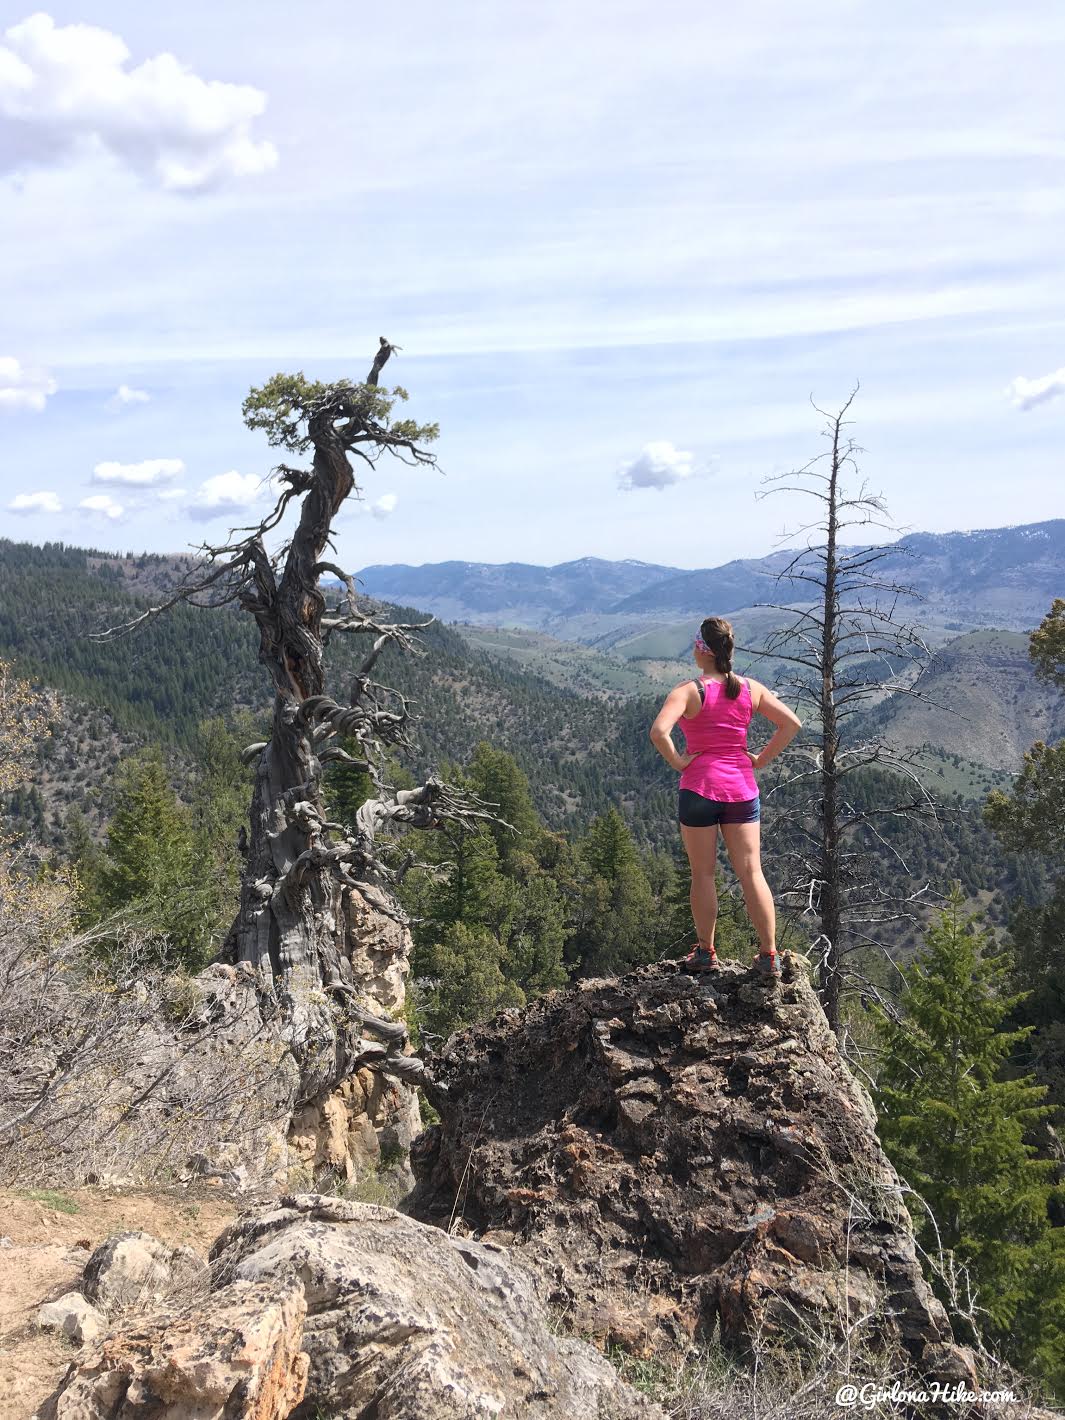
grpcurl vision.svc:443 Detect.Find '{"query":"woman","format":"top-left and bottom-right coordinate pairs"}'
top-left (649, 616), bottom-right (802, 978)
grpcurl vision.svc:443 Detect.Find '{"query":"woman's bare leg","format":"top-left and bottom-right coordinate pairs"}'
top-left (720, 821), bottom-right (775, 952)
top-left (680, 823), bottom-right (719, 947)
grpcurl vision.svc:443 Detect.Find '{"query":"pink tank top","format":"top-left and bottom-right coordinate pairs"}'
top-left (677, 676), bottom-right (758, 802)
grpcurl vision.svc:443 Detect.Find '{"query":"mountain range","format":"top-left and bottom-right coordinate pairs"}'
top-left (356, 519), bottom-right (1065, 644)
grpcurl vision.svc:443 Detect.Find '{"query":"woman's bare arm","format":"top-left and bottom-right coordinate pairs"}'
top-left (649, 682), bottom-right (700, 772)
top-left (746, 678), bottom-right (803, 770)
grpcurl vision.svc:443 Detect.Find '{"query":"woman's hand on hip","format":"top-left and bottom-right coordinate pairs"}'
top-left (676, 751), bottom-right (700, 770)
top-left (746, 749), bottom-right (765, 771)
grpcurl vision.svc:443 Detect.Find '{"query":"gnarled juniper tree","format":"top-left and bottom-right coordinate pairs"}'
top-left (98, 341), bottom-right (502, 1104)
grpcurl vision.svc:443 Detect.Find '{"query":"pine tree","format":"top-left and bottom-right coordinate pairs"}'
top-left (871, 887), bottom-right (1065, 1384)
top-left (572, 807), bottom-right (658, 975)
top-left (1004, 880), bottom-right (1065, 1115)
top-left (98, 753), bottom-right (192, 911)
top-left (65, 807), bottom-right (104, 924)
top-left (90, 751), bottom-right (220, 969)
top-left (466, 741), bottom-right (541, 872)
top-left (418, 920), bottom-right (526, 1037)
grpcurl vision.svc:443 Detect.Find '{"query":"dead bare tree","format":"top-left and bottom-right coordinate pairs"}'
top-left (741, 389), bottom-right (955, 1035)
top-left (96, 342), bottom-right (505, 1108)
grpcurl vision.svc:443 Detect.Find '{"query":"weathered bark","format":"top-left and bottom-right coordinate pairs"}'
top-left (220, 382), bottom-right (390, 1097)
top-left (96, 344), bottom-right (502, 1155)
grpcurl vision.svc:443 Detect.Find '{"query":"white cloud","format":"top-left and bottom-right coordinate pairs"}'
top-left (108, 383), bottom-right (150, 407)
top-left (1006, 367), bottom-right (1065, 411)
top-left (187, 470), bottom-right (266, 521)
top-left (617, 440), bottom-right (696, 491)
top-left (371, 493), bottom-right (398, 519)
top-left (78, 493), bottom-right (124, 520)
top-left (7, 489), bottom-right (61, 514)
top-left (92, 457), bottom-right (184, 486)
top-left (0, 355), bottom-right (56, 412)
top-left (156, 487), bottom-right (187, 501)
top-left (0, 12), bottom-right (278, 191)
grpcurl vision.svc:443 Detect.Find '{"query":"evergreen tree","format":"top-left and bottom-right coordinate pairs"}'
top-left (65, 807), bottom-right (104, 924)
top-left (85, 749), bottom-right (228, 969)
top-left (418, 921), bottom-right (525, 1037)
top-left (871, 888), bottom-right (1065, 1389)
top-left (401, 748), bottom-right (568, 1033)
top-left (984, 596), bottom-right (1065, 1160)
top-left (466, 740), bottom-right (541, 871)
top-left (327, 739), bottom-right (416, 825)
top-left (97, 753), bottom-right (193, 912)
top-left (571, 807), bottom-right (658, 975)
top-left (1003, 881), bottom-right (1065, 1117)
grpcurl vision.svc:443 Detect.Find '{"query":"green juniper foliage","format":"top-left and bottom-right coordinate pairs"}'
top-left (241, 372), bottom-right (439, 455)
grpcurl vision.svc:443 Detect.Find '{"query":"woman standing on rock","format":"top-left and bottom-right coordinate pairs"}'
top-left (649, 616), bottom-right (802, 978)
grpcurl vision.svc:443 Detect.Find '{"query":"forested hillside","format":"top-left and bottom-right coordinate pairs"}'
top-left (0, 538), bottom-right (1052, 955)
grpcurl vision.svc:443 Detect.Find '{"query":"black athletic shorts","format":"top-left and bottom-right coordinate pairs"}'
top-left (678, 788), bottom-right (760, 827)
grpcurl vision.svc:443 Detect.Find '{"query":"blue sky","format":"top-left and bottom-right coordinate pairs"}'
top-left (1, 1), bottom-right (1063, 570)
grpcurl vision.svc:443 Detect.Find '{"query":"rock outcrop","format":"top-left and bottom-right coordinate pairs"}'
top-left (284, 885), bottom-right (425, 1190)
top-left (210, 1195), bottom-right (662, 1418)
top-left (45, 1195), bottom-right (662, 1419)
top-left (410, 957), bottom-right (967, 1377)
top-left (81, 1231), bottom-right (209, 1315)
top-left (41, 1276), bottom-right (308, 1419)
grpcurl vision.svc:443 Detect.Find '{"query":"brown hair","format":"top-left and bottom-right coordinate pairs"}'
top-left (700, 616), bottom-right (742, 699)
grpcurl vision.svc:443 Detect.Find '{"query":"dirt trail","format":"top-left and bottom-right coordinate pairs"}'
top-left (0, 1186), bottom-right (237, 1420)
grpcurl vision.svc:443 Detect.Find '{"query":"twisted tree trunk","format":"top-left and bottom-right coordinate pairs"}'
top-left (223, 421), bottom-right (362, 1095)
top-left (97, 346), bottom-right (488, 1175)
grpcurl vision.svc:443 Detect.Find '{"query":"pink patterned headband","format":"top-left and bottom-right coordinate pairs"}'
top-left (694, 633), bottom-right (710, 654)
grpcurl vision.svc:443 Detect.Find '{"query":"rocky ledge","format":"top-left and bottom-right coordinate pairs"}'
top-left (410, 955), bottom-right (973, 1382)
top-left (41, 1196), bottom-right (662, 1419)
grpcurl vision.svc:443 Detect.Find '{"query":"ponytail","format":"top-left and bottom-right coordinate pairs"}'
top-left (700, 616), bottom-right (742, 699)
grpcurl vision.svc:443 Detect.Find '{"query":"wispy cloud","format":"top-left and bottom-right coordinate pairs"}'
top-left (1, 3), bottom-right (1063, 561)
top-left (0, 12), bottom-right (278, 191)
top-left (1006, 367), bottom-right (1065, 411)
top-left (78, 493), bottom-right (124, 521)
top-left (108, 383), bottom-right (151, 408)
top-left (617, 441), bottom-right (695, 491)
top-left (0, 355), bottom-right (55, 412)
top-left (92, 458), bottom-right (184, 486)
top-left (7, 490), bottom-right (61, 514)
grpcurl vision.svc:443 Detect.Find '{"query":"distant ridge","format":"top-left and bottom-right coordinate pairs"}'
top-left (356, 518), bottom-right (1065, 641)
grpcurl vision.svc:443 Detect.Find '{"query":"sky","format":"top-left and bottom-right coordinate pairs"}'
top-left (1, 1), bottom-right (1063, 572)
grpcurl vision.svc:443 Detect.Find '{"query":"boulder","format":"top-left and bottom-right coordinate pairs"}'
top-left (209, 1193), bottom-right (664, 1418)
top-left (410, 958), bottom-right (966, 1379)
top-left (41, 1276), bottom-right (307, 1419)
top-left (82, 1232), bottom-right (208, 1315)
top-left (37, 1292), bottom-right (107, 1347)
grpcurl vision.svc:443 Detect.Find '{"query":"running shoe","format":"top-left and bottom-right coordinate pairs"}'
top-left (751, 949), bottom-right (782, 979)
top-left (682, 941), bottom-right (721, 973)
